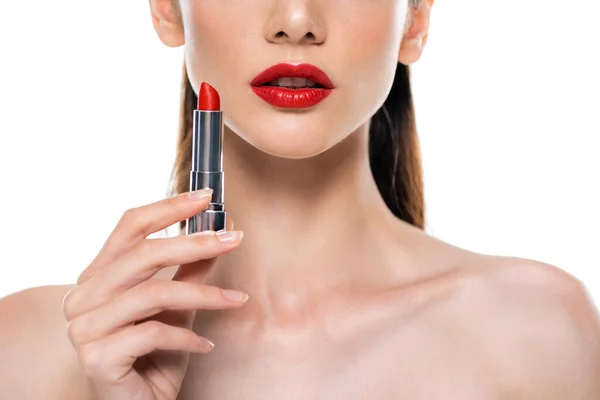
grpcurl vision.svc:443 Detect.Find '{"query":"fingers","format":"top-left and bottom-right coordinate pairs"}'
top-left (63, 230), bottom-right (244, 320)
top-left (77, 189), bottom-right (215, 284)
top-left (66, 280), bottom-right (248, 344)
top-left (115, 189), bottom-right (216, 241)
top-left (169, 217), bottom-right (236, 284)
top-left (63, 192), bottom-right (241, 398)
top-left (76, 320), bottom-right (214, 384)
top-left (169, 217), bottom-right (236, 283)
top-left (108, 230), bottom-right (243, 290)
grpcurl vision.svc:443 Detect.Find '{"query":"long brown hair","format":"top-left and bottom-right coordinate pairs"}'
top-left (168, 61), bottom-right (425, 231)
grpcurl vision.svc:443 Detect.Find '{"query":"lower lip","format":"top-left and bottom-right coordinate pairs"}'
top-left (250, 86), bottom-right (333, 109)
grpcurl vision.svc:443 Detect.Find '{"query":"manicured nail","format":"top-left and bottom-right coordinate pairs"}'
top-left (216, 230), bottom-right (243, 243)
top-left (197, 336), bottom-right (214, 352)
top-left (187, 188), bottom-right (213, 201)
top-left (222, 289), bottom-right (249, 303)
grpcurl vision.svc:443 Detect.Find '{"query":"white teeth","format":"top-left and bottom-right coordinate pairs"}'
top-left (267, 77), bottom-right (319, 88)
top-left (279, 77), bottom-right (294, 87)
top-left (291, 77), bottom-right (306, 86)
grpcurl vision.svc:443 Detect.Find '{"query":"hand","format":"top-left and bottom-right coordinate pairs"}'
top-left (62, 188), bottom-right (248, 400)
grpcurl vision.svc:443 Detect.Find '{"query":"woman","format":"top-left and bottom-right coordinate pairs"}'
top-left (1, 0), bottom-right (599, 398)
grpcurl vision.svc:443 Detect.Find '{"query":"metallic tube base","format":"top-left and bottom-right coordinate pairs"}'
top-left (190, 171), bottom-right (224, 204)
top-left (187, 170), bottom-right (226, 234)
top-left (187, 210), bottom-right (226, 234)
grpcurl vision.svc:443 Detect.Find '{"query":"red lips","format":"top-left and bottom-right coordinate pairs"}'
top-left (250, 63), bottom-right (334, 109)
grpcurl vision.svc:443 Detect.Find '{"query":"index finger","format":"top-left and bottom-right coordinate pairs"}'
top-left (78, 188), bottom-right (214, 284)
top-left (115, 188), bottom-right (214, 240)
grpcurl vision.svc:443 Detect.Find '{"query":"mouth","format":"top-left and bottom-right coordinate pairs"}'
top-left (250, 63), bottom-right (335, 109)
top-left (260, 77), bottom-right (327, 89)
top-left (250, 63), bottom-right (335, 89)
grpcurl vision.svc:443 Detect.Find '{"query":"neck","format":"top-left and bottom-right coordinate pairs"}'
top-left (205, 122), bottom-right (417, 324)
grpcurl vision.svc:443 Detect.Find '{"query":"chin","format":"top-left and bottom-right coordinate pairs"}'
top-left (223, 104), bottom-right (345, 160)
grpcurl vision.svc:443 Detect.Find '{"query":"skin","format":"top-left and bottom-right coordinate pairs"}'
top-left (1, 0), bottom-right (599, 399)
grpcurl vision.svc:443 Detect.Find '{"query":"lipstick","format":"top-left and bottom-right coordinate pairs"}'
top-left (186, 82), bottom-right (226, 234)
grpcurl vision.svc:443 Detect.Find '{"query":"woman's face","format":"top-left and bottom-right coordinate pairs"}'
top-left (170, 0), bottom-right (413, 158)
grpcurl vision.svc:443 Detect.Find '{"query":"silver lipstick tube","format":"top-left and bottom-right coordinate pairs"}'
top-left (186, 109), bottom-right (226, 234)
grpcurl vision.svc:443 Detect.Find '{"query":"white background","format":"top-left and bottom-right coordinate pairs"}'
top-left (0, 1), bottom-right (598, 304)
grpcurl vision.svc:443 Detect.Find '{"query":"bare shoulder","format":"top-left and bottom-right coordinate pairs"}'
top-left (0, 285), bottom-right (93, 400)
top-left (461, 256), bottom-right (600, 398)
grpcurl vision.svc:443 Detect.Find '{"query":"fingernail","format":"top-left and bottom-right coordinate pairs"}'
top-left (197, 336), bottom-right (214, 352)
top-left (222, 289), bottom-right (249, 303)
top-left (216, 230), bottom-right (243, 243)
top-left (187, 188), bottom-right (213, 201)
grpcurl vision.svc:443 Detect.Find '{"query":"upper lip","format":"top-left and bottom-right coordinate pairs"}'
top-left (250, 63), bottom-right (335, 89)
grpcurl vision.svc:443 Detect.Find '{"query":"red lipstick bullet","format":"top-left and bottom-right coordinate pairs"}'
top-left (198, 82), bottom-right (221, 111)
